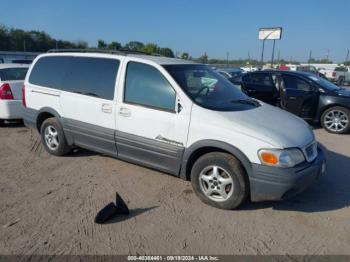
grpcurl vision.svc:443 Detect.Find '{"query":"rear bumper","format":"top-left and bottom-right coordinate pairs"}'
top-left (249, 147), bottom-right (326, 202)
top-left (22, 107), bottom-right (38, 129)
top-left (0, 100), bottom-right (23, 119)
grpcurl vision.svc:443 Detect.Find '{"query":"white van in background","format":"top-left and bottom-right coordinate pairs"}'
top-left (0, 64), bottom-right (29, 125)
top-left (23, 50), bottom-right (326, 209)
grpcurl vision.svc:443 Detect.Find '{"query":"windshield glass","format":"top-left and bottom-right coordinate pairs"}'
top-left (308, 75), bottom-right (341, 91)
top-left (163, 64), bottom-right (258, 111)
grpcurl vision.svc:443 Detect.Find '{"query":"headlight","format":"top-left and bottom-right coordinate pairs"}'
top-left (258, 148), bottom-right (305, 168)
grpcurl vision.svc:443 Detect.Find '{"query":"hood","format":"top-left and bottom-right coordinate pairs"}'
top-left (215, 103), bottom-right (315, 148)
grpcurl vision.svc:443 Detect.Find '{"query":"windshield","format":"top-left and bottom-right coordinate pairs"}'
top-left (308, 75), bottom-right (341, 91)
top-left (163, 64), bottom-right (258, 111)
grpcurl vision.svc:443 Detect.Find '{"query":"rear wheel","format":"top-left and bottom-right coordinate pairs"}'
top-left (40, 117), bottom-right (72, 156)
top-left (321, 106), bottom-right (350, 134)
top-left (191, 152), bottom-right (248, 210)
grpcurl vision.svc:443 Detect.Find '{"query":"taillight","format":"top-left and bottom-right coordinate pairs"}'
top-left (332, 71), bottom-right (336, 77)
top-left (0, 83), bottom-right (14, 100)
top-left (22, 85), bottom-right (26, 107)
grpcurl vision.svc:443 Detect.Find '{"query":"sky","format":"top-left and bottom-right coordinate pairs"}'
top-left (1, 0), bottom-right (350, 62)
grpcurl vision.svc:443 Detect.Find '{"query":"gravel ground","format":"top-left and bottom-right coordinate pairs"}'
top-left (0, 123), bottom-right (349, 255)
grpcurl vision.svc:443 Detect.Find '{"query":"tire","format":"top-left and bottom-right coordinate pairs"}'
top-left (337, 77), bottom-right (345, 86)
top-left (191, 152), bottom-right (248, 210)
top-left (40, 117), bottom-right (72, 156)
top-left (321, 106), bottom-right (350, 134)
top-left (0, 119), bottom-right (4, 127)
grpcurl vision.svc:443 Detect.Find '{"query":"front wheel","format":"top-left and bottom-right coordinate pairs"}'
top-left (321, 106), bottom-right (350, 134)
top-left (40, 117), bottom-right (72, 156)
top-left (191, 152), bottom-right (248, 210)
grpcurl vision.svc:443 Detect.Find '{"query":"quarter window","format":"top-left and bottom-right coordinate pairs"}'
top-left (124, 62), bottom-right (176, 111)
top-left (29, 56), bottom-right (120, 100)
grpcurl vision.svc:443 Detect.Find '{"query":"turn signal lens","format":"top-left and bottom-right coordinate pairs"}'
top-left (260, 151), bottom-right (278, 165)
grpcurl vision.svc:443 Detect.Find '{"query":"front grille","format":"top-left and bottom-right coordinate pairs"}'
top-left (303, 142), bottom-right (318, 162)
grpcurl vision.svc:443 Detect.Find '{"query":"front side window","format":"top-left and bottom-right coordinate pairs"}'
top-left (164, 64), bottom-right (258, 111)
top-left (0, 67), bottom-right (28, 81)
top-left (124, 62), bottom-right (176, 111)
top-left (283, 75), bottom-right (311, 91)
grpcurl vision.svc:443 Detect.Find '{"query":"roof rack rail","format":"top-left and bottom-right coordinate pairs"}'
top-left (47, 48), bottom-right (154, 56)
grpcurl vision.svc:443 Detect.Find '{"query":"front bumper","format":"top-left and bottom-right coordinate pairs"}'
top-left (0, 100), bottom-right (23, 120)
top-left (249, 147), bottom-right (326, 202)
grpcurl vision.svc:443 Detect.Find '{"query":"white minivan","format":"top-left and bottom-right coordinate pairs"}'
top-left (23, 50), bottom-right (326, 209)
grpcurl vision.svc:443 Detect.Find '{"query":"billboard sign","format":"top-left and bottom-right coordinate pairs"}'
top-left (259, 27), bottom-right (282, 40)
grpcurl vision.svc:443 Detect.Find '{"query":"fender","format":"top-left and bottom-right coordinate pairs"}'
top-left (36, 107), bottom-right (74, 145)
top-left (179, 139), bottom-right (253, 180)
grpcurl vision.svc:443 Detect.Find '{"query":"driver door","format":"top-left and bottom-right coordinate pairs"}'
top-left (280, 74), bottom-right (318, 119)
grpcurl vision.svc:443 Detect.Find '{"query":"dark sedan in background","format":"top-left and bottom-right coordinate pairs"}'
top-left (217, 68), bottom-right (244, 85)
top-left (241, 71), bottom-right (350, 134)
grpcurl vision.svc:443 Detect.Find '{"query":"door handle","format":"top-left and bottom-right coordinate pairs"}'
top-left (101, 103), bottom-right (112, 113)
top-left (289, 96), bottom-right (297, 100)
top-left (119, 107), bottom-right (131, 117)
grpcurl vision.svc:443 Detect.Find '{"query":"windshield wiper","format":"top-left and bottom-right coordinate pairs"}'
top-left (230, 99), bottom-right (259, 106)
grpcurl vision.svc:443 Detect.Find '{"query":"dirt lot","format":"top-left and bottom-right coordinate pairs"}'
top-left (0, 123), bottom-right (349, 255)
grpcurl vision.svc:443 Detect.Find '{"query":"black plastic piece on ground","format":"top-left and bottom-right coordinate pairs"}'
top-left (94, 193), bottom-right (130, 224)
top-left (115, 192), bottom-right (130, 215)
top-left (94, 202), bottom-right (118, 224)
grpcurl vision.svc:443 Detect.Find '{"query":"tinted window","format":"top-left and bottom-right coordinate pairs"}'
top-left (125, 62), bottom-right (176, 111)
top-left (283, 75), bottom-right (311, 91)
top-left (63, 57), bottom-right (119, 100)
top-left (29, 56), bottom-right (71, 89)
top-left (29, 56), bottom-right (119, 100)
top-left (0, 67), bottom-right (28, 81)
top-left (246, 73), bottom-right (273, 86)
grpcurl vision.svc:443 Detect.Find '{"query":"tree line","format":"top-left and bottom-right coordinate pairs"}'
top-left (0, 25), bottom-right (175, 57)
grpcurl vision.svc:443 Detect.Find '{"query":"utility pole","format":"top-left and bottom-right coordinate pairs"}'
top-left (56, 40), bottom-right (58, 49)
top-left (308, 50), bottom-right (312, 63)
top-left (23, 40), bottom-right (26, 52)
top-left (271, 39), bottom-right (276, 68)
top-left (277, 50), bottom-right (280, 64)
top-left (226, 52), bottom-right (229, 67)
top-left (326, 49), bottom-right (330, 61)
top-left (346, 49), bottom-right (349, 64)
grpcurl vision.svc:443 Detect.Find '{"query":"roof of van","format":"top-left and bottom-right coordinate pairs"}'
top-left (0, 63), bottom-right (30, 69)
top-left (45, 49), bottom-right (197, 65)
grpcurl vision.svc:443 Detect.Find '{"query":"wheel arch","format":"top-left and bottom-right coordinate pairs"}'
top-left (36, 107), bottom-right (62, 133)
top-left (180, 140), bottom-right (253, 182)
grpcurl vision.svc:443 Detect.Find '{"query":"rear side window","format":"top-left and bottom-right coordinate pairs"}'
top-left (29, 56), bottom-right (119, 100)
top-left (29, 56), bottom-right (71, 89)
top-left (63, 57), bottom-right (119, 100)
top-left (0, 67), bottom-right (28, 81)
top-left (124, 62), bottom-right (176, 111)
top-left (244, 73), bottom-right (273, 86)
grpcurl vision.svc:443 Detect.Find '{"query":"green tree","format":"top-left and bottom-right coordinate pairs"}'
top-left (123, 41), bottom-right (144, 51)
top-left (108, 41), bottom-right (122, 50)
top-left (159, 47), bottom-right (174, 57)
top-left (142, 43), bottom-right (159, 54)
top-left (181, 52), bottom-right (189, 59)
top-left (97, 40), bottom-right (107, 49)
